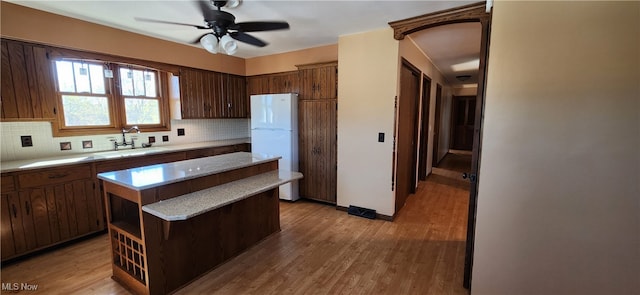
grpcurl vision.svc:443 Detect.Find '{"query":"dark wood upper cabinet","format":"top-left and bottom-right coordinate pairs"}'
top-left (297, 62), bottom-right (337, 100)
top-left (1, 39), bottom-right (56, 121)
top-left (179, 67), bottom-right (247, 119)
top-left (247, 71), bottom-right (299, 95)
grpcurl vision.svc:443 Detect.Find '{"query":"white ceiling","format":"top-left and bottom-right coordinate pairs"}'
top-left (7, 0), bottom-right (481, 85)
top-left (409, 22), bottom-right (482, 85)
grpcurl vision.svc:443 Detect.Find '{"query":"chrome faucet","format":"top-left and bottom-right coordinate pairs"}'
top-left (114, 126), bottom-right (140, 150)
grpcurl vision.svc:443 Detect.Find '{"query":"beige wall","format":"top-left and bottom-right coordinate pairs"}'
top-left (245, 44), bottom-right (338, 76)
top-left (0, 2), bottom-right (245, 75)
top-left (398, 37), bottom-right (451, 177)
top-left (337, 28), bottom-right (399, 216)
top-left (473, 1), bottom-right (640, 294)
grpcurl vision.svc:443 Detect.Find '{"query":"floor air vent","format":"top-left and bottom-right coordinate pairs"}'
top-left (347, 205), bottom-right (376, 219)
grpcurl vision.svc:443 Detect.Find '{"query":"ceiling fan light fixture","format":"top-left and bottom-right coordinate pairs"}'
top-left (220, 34), bottom-right (238, 55)
top-left (200, 33), bottom-right (219, 54)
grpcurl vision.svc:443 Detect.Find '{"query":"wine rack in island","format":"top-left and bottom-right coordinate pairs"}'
top-left (98, 152), bottom-right (302, 295)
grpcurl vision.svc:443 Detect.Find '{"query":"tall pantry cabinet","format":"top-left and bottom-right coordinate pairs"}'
top-left (296, 62), bottom-right (338, 204)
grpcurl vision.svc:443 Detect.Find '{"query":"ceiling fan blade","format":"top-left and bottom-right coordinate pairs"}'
top-left (229, 32), bottom-right (267, 47)
top-left (135, 17), bottom-right (209, 30)
top-left (232, 21), bottom-right (289, 32)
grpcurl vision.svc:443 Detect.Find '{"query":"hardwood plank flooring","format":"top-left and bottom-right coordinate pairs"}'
top-left (1, 175), bottom-right (469, 294)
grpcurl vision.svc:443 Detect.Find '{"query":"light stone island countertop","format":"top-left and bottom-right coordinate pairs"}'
top-left (0, 138), bottom-right (250, 173)
top-left (97, 152), bottom-right (280, 191)
top-left (142, 170), bottom-right (303, 221)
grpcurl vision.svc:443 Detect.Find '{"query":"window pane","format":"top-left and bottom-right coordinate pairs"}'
top-left (125, 98), bottom-right (160, 125)
top-left (74, 63), bottom-right (91, 93)
top-left (89, 64), bottom-right (106, 94)
top-left (120, 68), bottom-right (134, 96)
top-left (133, 70), bottom-right (145, 96)
top-left (55, 61), bottom-right (75, 92)
top-left (144, 71), bottom-right (156, 97)
top-left (62, 95), bottom-right (111, 126)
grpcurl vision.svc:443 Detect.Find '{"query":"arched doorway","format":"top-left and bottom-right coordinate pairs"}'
top-left (389, 2), bottom-right (492, 289)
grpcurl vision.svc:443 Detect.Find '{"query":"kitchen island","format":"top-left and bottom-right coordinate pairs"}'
top-left (97, 152), bottom-right (302, 295)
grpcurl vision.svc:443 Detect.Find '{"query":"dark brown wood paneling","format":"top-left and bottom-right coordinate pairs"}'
top-left (7, 42), bottom-right (34, 118)
top-left (29, 188), bottom-right (52, 247)
top-left (64, 182), bottom-right (79, 237)
top-left (18, 191), bottom-right (37, 251)
top-left (44, 187), bottom-right (61, 243)
top-left (8, 193), bottom-right (27, 254)
top-left (54, 184), bottom-right (71, 241)
top-left (32, 46), bottom-right (56, 119)
top-left (1, 41), bottom-right (19, 118)
top-left (143, 189), bottom-right (280, 295)
top-left (1, 194), bottom-right (16, 259)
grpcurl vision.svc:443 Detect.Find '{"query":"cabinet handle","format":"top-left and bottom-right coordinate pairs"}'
top-left (25, 201), bottom-right (30, 215)
top-left (48, 173), bottom-right (69, 179)
top-left (12, 204), bottom-right (17, 218)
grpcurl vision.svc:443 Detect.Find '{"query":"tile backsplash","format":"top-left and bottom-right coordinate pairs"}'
top-left (0, 119), bottom-right (249, 161)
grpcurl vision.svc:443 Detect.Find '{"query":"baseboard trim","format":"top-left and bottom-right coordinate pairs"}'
top-left (336, 205), bottom-right (394, 221)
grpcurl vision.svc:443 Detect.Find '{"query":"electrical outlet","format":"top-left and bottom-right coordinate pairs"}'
top-left (20, 136), bottom-right (33, 147)
top-left (177, 128), bottom-right (185, 136)
top-left (148, 136), bottom-right (156, 143)
top-left (162, 135), bottom-right (169, 142)
top-left (378, 133), bottom-right (385, 143)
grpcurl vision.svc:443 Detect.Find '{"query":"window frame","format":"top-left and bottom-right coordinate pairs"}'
top-left (52, 58), bottom-right (171, 137)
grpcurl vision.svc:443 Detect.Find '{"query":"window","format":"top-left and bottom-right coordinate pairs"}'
top-left (119, 67), bottom-right (161, 125)
top-left (55, 60), bottom-right (112, 127)
top-left (53, 59), bottom-right (169, 135)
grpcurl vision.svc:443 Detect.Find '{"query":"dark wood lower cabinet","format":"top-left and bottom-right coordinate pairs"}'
top-left (299, 100), bottom-right (337, 204)
top-left (0, 169), bottom-right (103, 262)
top-left (0, 144), bottom-right (247, 262)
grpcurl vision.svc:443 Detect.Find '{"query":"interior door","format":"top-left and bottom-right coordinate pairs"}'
top-left (395, 60), bottom-right (420, 213)
top-left (451, 95), bottom-right (476, 151)
top-left (418, 75), bottom-right (432, 180)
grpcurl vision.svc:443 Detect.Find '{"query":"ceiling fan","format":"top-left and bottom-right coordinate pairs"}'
top-left (135, 0), bottom-right (289, 55)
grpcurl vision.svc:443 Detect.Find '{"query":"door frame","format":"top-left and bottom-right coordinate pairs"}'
top-left (418, 74), bottom-right (432, 181)
top-left (432, 84), bottom-right (443, 167)
top-left (389, 2), bottom-right (492, 290)
top-left (395, 59), bottom-right (422, 213)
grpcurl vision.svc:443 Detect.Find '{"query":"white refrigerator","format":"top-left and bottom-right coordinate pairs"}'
top-left (250, 93), bottom-right (299, 201)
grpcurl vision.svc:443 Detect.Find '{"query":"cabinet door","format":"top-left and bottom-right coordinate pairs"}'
top-left (315, 66), bottom-right (337, 99)
top-left (180, 68), bottom-right (214, 119)
top-left (226, 74), bottom-right (247, 118)
top-left (299, 100), bottom-right (337, 203)
top-left (1, 194), bottom-right (16, 259)
top-left (298, 69), bottom-right (316, 100)
top-left (247, 76), bottom-right (270, 95)
top-left (298, 66), bottom-right (337, 100)
top-left (1, 39), bottom-right (56, 120)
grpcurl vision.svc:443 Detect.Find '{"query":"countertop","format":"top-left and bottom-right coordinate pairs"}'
top-left (0, 138), bottom-right (250, 173)
top-left (97, 152), bottom-right (280, 191)
top-left (142, 170), bottom-right (303, 221)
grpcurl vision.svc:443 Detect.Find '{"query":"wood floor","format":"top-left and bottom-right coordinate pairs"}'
top-left (1, 174), bottom-right (469, 295)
